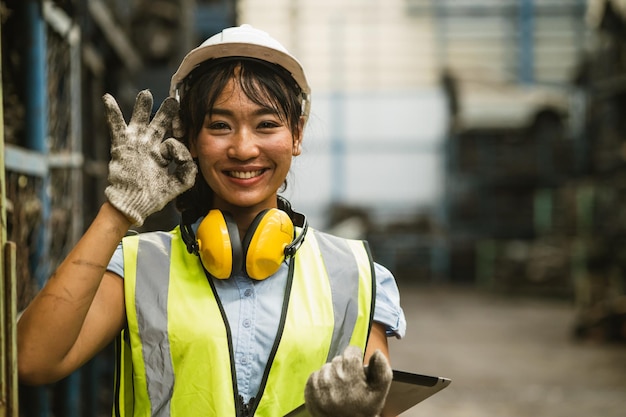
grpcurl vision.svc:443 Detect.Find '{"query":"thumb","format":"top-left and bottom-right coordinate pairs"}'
top-left (366, 350), bottom-right (393, 390)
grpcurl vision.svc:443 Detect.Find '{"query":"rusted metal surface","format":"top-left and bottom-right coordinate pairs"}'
top-left (1, 12), bottom-right (18, 416)
top-left (3, 242), bottom-right (17, 417)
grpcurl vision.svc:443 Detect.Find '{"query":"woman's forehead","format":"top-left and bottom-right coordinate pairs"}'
top-left (211, 79), bottom-right (272, 110)
top-left (209, 72), bottom-right (280, 111)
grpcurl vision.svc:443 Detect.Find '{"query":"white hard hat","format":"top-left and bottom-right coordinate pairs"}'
top-left (170, 24), bottom-right (311, 121)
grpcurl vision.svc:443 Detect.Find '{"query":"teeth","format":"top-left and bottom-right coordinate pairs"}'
top-left (230, 170), bottom-right (262, 179)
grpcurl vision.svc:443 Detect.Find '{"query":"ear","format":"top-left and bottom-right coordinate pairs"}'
top-left (292, 117), bottom-right (305, 156)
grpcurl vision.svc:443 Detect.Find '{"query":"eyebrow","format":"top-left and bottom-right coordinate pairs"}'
top-left (209, 106), bottom-right (278, 117)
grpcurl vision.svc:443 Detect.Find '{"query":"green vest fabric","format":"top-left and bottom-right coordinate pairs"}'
top-left (113, 226), bottom-right (375, 417)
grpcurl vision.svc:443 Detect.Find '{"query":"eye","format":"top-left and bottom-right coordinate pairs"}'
top-left (208, 121), bottom-right (230, 131)
top-left (258, 120), bottom-right (282, 130)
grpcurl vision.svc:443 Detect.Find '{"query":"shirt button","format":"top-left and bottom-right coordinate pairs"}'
top-left (243, 319), bottom-right (251, 328)
top-left (241, 356), bottom-right (248, 364)
top-left (244, 289), bottom-right (253, 297)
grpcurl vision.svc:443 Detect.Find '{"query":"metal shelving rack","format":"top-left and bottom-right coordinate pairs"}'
top-left (2, 0), bottom-right (238, 414)
top-left (433, 0), bottom-right (589, 294)
top-left (5, 0), bottom-right (84, 288)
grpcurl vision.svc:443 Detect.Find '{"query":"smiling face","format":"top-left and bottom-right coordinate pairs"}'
top-left (190, 74), bottom-right (303, 215)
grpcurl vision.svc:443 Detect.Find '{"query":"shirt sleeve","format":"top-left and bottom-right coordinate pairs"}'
top-left (373, 262), bottom-right (406, 339)
top-left (107, 242), bottom-right (125, 278)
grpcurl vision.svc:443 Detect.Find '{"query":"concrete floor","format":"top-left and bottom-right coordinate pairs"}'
top-left (388, 285), bottom-right (626, 417)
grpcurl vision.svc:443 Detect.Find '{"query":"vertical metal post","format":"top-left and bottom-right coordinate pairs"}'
top-left (518, 0), bottom-right (535, 84)
top-left (432, 0), bottom-right (452, 282)
top-left (25, 0), bottom-right (51, 289)
top-left (3, 243), bottom-right (18, 417)
top-left (1, 13), bottom-right (19, 417)
top-left (24, 2), bottom-right (50, 416)
top-left (180, 0), bottom-right (196, 55)
top-left (330, 16), bottom-right (346, 203)
top-left (0, 15), bottom-right (7, 416)
top-left (572, 0), bottom-right (589, 175)
top-left (69, 23), bottom-right (83, 253)
top-left (67, 17), bottom-right (83, 417)
top-left (431, 0), bottom-right (449, 70)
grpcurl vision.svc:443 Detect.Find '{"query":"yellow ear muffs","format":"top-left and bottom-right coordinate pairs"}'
top-left (196, 210), bottom-right (242, 279)
top-left (195, 208), bottom-right (295, 280)
top-left (242, 208), bottom-right (295, 280)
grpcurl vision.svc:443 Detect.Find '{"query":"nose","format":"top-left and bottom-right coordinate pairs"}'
top-left (227, 128), bottom-right (260, 160)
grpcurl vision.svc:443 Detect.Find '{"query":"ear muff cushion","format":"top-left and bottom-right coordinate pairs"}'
top-left (243, 208), bottom-right (295, 280)
top-left (196, 210), bottom-right (242, 279)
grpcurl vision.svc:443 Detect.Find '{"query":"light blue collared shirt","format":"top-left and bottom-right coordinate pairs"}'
top-left (108, 231), bottom-right (406, 403)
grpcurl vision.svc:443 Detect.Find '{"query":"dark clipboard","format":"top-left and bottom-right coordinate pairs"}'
top-left (284, 370), bottom-right (451, 417)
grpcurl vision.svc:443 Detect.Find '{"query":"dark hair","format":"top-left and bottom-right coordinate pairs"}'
top-left (175, 57), bottom-right (304, 222)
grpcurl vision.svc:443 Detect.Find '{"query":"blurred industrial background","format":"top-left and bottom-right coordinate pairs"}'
top-left (1, 0), bottom-right (626, 416)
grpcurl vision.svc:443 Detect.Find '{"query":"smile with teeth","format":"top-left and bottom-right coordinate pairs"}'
top-left (228, 169), bottom-right (264, 179)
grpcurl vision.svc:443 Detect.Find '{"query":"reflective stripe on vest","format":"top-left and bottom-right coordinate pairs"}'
top-left (115, 227), bottom-right (374, 417)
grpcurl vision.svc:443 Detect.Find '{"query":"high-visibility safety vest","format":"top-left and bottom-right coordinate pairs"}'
top-left (113, 226), bottom-right (375, 417)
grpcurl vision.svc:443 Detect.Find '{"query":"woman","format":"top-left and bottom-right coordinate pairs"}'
top-left (17, 24), bottom-right (405, 417)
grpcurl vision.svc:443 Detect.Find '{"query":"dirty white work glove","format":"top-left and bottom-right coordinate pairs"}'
top-left (305, 346), bottom-right (393, 417)
top-left (103, 90), bottom-right (196, 226)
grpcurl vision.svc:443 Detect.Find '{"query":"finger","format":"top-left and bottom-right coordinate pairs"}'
top-left (160, 139), bottom-right (197, 189)
top-left (169, 157), bottom-right (197, 189)
top-left (342, 345), bottom-right (364, 361)
top-left (341, 345), bottom-right (364, 375)
top-left (322, 360), bottom-right (340, 384)
top-left (102, 94), bottom-right (127, 145)
top-left (365, 350), bottom-right (392, 389)
top-left (160, 138), bottom-right (192, 163)
top-left (149, 97), bottom-right (180, 143)
top-left (129, 89), bottom-right (154, 130)
top-left (304, 375), bottom-right (327, 417)
top-left (174, 160), bottom-right (198, 189)
top-left (306, 369), bottom-right (323, 393)
top-left (166, 165), bottom-right (197, 196)
top-left (172, 112), bottom-right (185, 139)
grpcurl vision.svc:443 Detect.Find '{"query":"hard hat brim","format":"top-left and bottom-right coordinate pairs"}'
top-left (169, 25), bottom-right (311, 121)
top-left (169, 43), bottom-right (310, 100)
